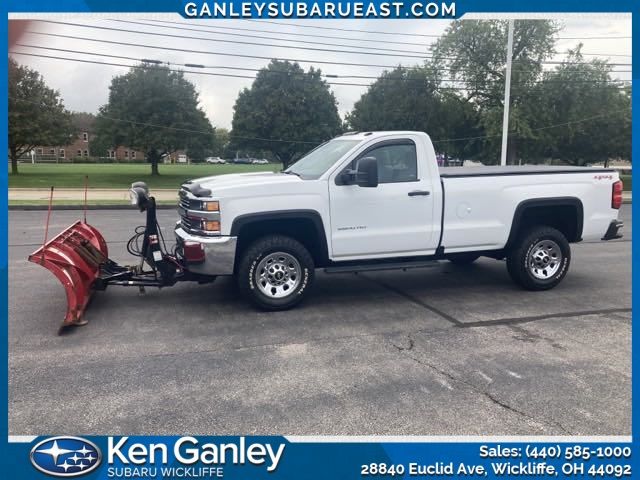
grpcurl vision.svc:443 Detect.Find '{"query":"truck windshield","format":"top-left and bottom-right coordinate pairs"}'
top-left (285, 138), bottom-right (361, 179)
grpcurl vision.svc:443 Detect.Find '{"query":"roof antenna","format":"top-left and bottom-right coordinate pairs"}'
top-left (41, 186), bottom-right (54, 264)
top-left (83, 175), bottom-right (88, 224)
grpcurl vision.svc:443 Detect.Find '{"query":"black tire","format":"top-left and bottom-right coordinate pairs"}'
top-left (236, 235), bottom-right (315, 310)
top-left (506, 226), bottom-right (571, 291)
top-left (447, 253), bottom-right (480, 265)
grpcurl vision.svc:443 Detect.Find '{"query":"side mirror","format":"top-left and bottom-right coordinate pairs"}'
top-left (356, 156), bottom-right (378, 188)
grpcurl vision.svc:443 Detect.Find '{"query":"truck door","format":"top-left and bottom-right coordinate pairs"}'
top-left (328, 138), bottom-right (439, 259)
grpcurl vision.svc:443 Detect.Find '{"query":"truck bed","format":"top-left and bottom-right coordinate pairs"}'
top-left (439, 165), bottom-right (613, 178)
top-left (438, 164), bottom-right (618, 252)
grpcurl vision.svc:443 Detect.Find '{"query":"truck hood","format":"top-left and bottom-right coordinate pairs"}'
top-left (187, 171), bottom-right (301, 195)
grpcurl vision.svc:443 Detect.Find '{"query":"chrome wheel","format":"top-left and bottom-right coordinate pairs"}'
top-left (255, 252), bottom-right (302, 298)
top-left (527, 239), bottom-right (562, 280)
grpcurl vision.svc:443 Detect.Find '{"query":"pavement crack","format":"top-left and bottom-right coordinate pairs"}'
top-left (390, 340), bottom-right (572, 435)
top-left (391, 334), bottom-right (414, 352)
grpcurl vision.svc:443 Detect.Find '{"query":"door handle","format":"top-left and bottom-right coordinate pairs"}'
top-left (408, 190), bottom-right (430, 197)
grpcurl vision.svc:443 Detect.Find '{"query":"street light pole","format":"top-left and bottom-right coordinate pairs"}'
top-left (500, 19), bottom-right (515, 166)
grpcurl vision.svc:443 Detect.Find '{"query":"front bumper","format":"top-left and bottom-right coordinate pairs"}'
top-left (602, 220), bottom-right (624, 241)
top-left (175, 225), bottom-right (237, 276)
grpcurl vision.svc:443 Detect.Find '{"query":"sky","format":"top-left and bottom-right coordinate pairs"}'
top-left (8, 14), bottom-right (632, 130)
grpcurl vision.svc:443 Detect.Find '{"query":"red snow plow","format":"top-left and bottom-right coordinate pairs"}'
top-left (28, 220), bottom-right (109, 328)
top-left (28, 183), bottom-right (215, 334)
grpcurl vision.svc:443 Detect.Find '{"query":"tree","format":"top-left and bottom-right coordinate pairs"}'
top-left (524, 48), bottom-right (631, 166)
top-left (230, 60), bottom-right (342, 168)
top-left (433, 20), bottom-right (558, 164)
top-left (211, 127), bottom-right (231, 157)
top-left (95, 64), bottom-right (214, 175)
top-left (345, 65), bottom-right (483, 160)
top-left (346, 66), bottom-right (440, 132)
top-left (8, 58), bottom-right (74, 174)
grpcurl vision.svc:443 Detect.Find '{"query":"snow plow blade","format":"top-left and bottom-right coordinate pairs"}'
top-left (28, 221), bottom-right (109, 332)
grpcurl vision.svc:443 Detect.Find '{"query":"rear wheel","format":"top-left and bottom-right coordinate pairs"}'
top-left (506, 226), bottom-right (570, 290)
top-left (237, 235), bottom-right (314, 310)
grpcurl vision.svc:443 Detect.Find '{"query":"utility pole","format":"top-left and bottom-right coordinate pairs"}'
top-left (500, 19), bottom-right (515, 166)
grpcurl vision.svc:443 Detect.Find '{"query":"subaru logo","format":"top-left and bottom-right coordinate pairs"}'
top-left (30, 436), bottom-right (102, 477)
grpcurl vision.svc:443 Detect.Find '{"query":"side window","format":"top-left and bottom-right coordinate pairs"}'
top-left (364, 143), bottom-right (418, 184)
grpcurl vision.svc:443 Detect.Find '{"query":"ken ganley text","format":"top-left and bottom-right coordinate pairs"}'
top-left (106, 437), bottom-right (286, 476)
top-left (184, 1), bottom-right (457, 18)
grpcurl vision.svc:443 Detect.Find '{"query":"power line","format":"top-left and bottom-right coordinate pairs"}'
top-left (529, 109), bottom-right (630, 132)
top-left (20, 51), bottom-right (522, 93)
top-left (9, 51), bottom-right (374, 87)
top-left (245, 19), bottom-right (631, 41)
top-left (245, 19), bottom-right (444, 37)
top-left (12, 49), bottom-right (630, 141)
top-left (14, 44), bottom-right (453, 82)
top-left (112, 19), bottom-right (631, 59)
top-left (432, 132), bottom-right (504, 144)
top-left (14, 45), bottom-right (631, 87)
top-left (432, 108), bottom-right (630, 143)
top-left (108, 19), bottom-right (431, 55)
top-left (27, 29), bottom-right (634, 75)
top-left (27, 31), bottom-right (421, 70)
top-left (556, 35), bottom-right (631, 40)
top-left (37, 20), bottom-right (633, 64)
top-left (131, 18), bottom-right (430, 48)
top-left (551, 51), bottom-right (630, 58)
top-left (36, 20), bottom-right (430, 60)
top-left (13, 51), bottom-right (258, 80)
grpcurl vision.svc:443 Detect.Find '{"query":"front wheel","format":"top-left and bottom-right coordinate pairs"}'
top-left (506, 226), bottom-right (571, 291)
top-left (237, 235), bottom-right (315, 310)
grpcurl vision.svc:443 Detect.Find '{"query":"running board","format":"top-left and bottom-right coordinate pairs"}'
top-left (324, 259), bottom-right (440, 274)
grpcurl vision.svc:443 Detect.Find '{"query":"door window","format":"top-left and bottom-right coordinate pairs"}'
top-left (340, 141), bottom-right (418, 184)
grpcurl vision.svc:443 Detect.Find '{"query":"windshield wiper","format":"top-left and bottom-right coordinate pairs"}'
top-left (282, 170), bottom-right (301, 177)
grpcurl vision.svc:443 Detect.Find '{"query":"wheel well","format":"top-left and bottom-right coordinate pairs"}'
top-left (508, 199), bottom-right (583, 246)
top-left (233, 216), bottom-right (328, 268)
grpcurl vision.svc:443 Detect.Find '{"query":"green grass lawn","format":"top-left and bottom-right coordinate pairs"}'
top-left (9, 163), bottom-right (281, 189)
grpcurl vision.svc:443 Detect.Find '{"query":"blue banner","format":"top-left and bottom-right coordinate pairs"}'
top-left (4, 436), bottom-right (637, 478)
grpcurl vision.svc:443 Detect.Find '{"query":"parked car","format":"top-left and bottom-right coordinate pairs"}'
top-left (177, 154), bottom-right (188, 164)
top-left (252, 158), bottom-right (269, 165)
top-left (175, 131), bottom-right (623, 310)
top-left (205, 157), bottom-right (226, 164)
top-left (232, 158), bottom-right (252, 164)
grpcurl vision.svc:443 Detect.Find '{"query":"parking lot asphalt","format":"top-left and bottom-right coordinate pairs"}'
top-left (8, 207), bottom-right (631, 436)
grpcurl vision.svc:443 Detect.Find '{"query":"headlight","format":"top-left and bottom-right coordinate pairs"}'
top-left (201, 201), bottom-right (219, 212)
top-left (202, 220), bottom-right (220, 233)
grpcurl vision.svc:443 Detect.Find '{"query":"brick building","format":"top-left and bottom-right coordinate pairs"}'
top-left (34, 112), bottom-right (144, 162)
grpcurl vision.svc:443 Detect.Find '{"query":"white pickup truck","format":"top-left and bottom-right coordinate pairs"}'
top-left (175, 131), bottom-right (624, 310)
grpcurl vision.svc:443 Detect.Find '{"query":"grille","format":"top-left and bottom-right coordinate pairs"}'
top-left (178, 189), bottom-right (191, 210)
top-left (181, 216), bottom-right (199, 233)
top-left (178, 187), bottom-right (218, 235)
top-left (179, 189), bottom-right (196, 233)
